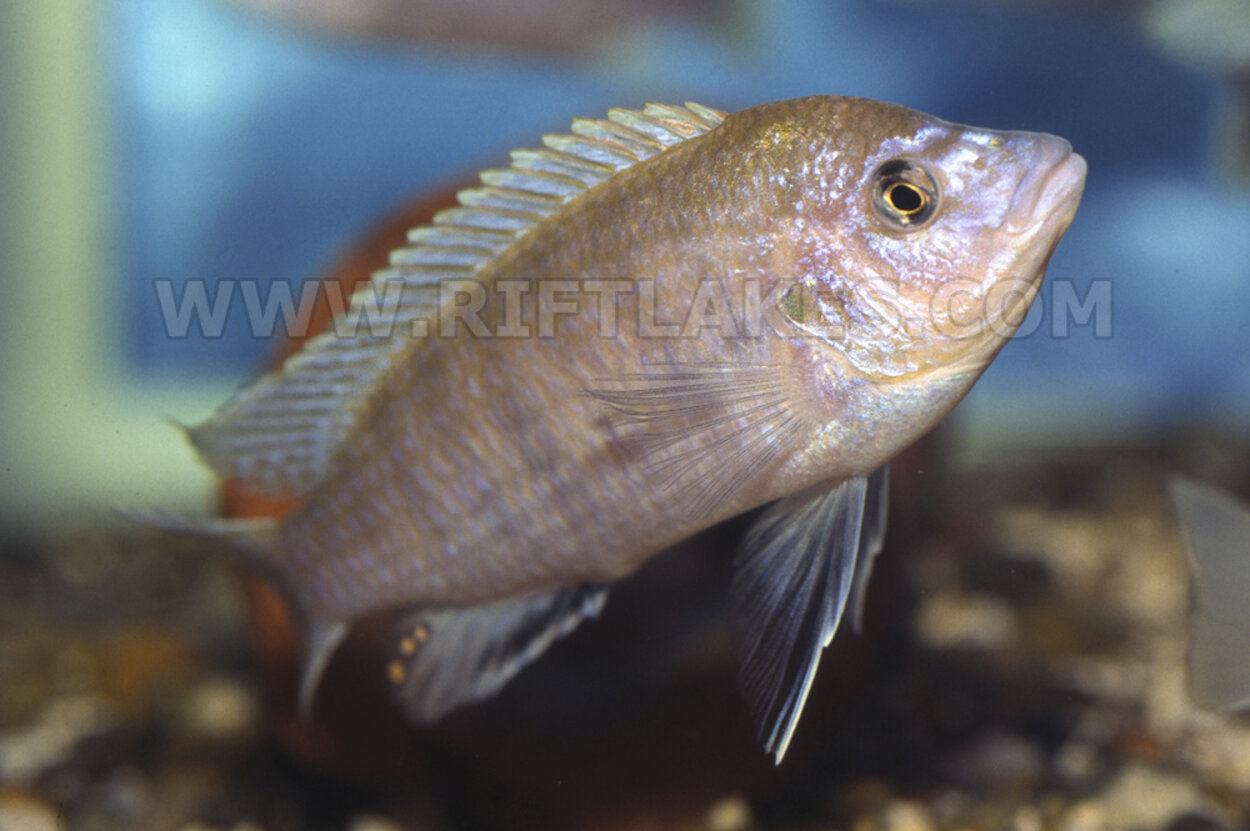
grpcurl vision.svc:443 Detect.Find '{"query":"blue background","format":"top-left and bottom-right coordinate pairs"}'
top-left (111, 0), bottom-right (1250, 431)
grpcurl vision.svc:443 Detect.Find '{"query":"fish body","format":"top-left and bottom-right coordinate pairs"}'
top-left (171, 97), bottom-right (1086, 761)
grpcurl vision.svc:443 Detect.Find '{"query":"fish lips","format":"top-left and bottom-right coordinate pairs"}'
top-left (996, 136), bottom-right (1087, 315)
top-left (1005, 134), bottom-right (1088, 237)
top-left (942, 139), bottom-right (1086, 367)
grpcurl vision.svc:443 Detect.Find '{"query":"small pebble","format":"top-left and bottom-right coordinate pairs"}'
top-left (347, 815), bottom-right (406, 831)
top-left (1164, 812), bottom-right (1226, 831)
top-left (943, 730), bottom-right (1046, 791)
top-left (1102, 528), bottom-right (1188, 629)
top-left (990, 511), bottom-right (1108, 600)
top-left (101, 765), bottom-right (152, 822)
top-left (1100, 764), bottom-right (1208, 831)
top-left (927, 788), bottom-right (968, 828)
top-left (179, 677), bottom-right (258, 742)
top-left (1054, 740), bottom-right (1099, 785)
top-left (0, 794), bottom-right (60, 831)
top-left (913, 592), bottom-right (1018, 651)
top-left (0, 694), bottom-right (114, 785)
top-left (1014, 805), bottom-right (1044, 831)
top-left (705, 795), bottom-right (754, 831)
top-left (878, 801), bottom-right (935, 831)
top-left (1185, 720), bottom-right (1250, 790)
top-left (1061, 800), bottom-right (1108, 831)
top-left (1053, 655), bottom-right (1151, 704)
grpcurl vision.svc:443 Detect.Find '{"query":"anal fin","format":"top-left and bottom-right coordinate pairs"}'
top-left (386, 585), bottom-right (608, 723)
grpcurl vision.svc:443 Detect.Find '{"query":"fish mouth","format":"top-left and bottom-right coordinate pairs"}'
top-left (1006, 136), bottom-right (1087, 236)
top-left (994, 136), bottom-right (1087, 317)
top-left (940, 137), bottom-right (1086, 376)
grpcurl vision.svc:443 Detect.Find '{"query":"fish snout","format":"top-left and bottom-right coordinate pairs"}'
top-left (1005, 134), bottom-right (1087, 235)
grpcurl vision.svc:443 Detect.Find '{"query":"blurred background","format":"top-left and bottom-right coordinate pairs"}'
top-left (2, 2), bottom-right (1249, 829)
top-left (1, 0), bottom-right (1247, 526)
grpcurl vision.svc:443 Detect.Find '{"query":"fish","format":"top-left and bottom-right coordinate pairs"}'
top-left (1169, 476), bottom-right (1250, 711)
top-left (153, 96), bottom-right (1086, 763)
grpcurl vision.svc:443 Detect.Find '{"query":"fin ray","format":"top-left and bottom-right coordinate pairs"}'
top-left (849, 465), bottom-right (890, 632)
top-left (731, 476), bottom-right (871, 763)
top-left (586, 362), bottom-right (805, 518)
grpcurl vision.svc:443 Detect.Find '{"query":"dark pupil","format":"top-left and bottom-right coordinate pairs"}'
top-left (888, 183), bottom-right (922, 213)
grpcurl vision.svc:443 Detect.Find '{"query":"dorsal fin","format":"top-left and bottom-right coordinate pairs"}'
top-left (189, 102), bottom-right (727, 496)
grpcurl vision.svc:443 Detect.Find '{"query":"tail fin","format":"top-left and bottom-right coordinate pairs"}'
top-left (1169, 476), bottom-right (1250, 712)
top-left (125, 510), bottom-right (347, 718)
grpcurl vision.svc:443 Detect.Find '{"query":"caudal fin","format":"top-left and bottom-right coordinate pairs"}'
top-left (127, 510), bottom-right (348, 718)
top-left (1169, 476), bottom-right (1250, 712)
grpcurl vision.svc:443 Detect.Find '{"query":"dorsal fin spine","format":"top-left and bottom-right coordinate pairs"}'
top-left (541, 134), bottom-right (638, 167)
top-left (433, 204), bottom-right (544, 230)
top-left (568, 119), bottom-right (661, 158)
top-left (388, 247), bottom-right (493, 268)
top-left (478, 168), bottom-right (585, 198)
top-left (683, 101), bottom-right (725, 125)
top-left (453, 187), bottom-right (559, 215)
top-left (510, 148), bottom-right (613, 184)
top-left (407, 225), bottom-right (515, 249)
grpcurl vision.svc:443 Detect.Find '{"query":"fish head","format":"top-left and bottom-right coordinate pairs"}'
top-left (763, 97), bottom-right (1086, 469)
top-left (777, 97), bottom-right (1087, 379)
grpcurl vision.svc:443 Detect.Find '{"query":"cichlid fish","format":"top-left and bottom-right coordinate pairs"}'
top-left (1170, 477), bottom-right (1250, 712)
top-left (159, 96), bottom-right (1086, 762)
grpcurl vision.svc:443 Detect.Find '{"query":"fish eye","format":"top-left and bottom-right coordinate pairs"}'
top-left (870, 159), bottom-right (939, 231)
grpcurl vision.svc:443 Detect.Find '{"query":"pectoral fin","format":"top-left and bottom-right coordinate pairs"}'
top-left (732, 465), bottom-right (889, 763)
top-left (586, 362), bottom-right (807, 518)
top-left (386, 585), bottom-right (608, 723)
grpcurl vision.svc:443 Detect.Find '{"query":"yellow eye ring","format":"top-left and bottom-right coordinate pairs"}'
top-left (885, 182), bottom-right (924, 215)
top-left (870, 159), bottom-right (939, 230)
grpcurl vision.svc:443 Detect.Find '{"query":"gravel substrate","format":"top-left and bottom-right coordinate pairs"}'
top-left (2, 438), bottom-right (1247, 830)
